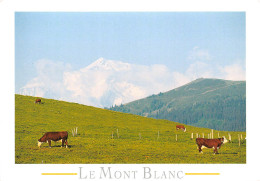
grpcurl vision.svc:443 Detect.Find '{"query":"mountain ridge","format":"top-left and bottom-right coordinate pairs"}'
top-left (109, 78), bottom-right (246, 131)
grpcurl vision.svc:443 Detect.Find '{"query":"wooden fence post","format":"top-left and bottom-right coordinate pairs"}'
top-left (218, 132), bottom-right (220, 138)
top-left (238, 134), bottom-right (240, 146)
top-left (202, 133), bottom-right (204, 138)
top-left (228, 133), bottom-right (232, 142)
top-left (176, 134), bottom-right (178, 142)
top-left (191, 133), bottom-right (193, 139)
top-left (117, 129), bottom-right (119, 138)
top-left (211, 129), bottom-right (214, 139)
top-left (157, 130), bottom-right (160, 140)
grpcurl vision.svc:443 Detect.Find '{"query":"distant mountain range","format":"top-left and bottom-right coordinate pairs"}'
top-left (109, 78), bottom-right (246, 131)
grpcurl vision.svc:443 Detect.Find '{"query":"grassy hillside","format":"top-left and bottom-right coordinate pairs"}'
top-left (15, 94), bottom-right (246, 164)
top-left (109, 78), bottom-right (246, 131)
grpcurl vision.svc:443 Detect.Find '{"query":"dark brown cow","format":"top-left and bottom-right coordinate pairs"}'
top-left (176, 125), bottom-right (186, 132)
top-left (38, 131), bottom-right (68, 148)
top-left (196, 137), bottom-right (228, 154)
top-left (35, 99), bottom-right (41, 104)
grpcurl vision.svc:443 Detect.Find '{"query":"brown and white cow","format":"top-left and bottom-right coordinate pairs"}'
top-left (38, 131), bottom-right (68, 148)
top-left (35, 99), bottom-right (41, 104)
top-left (176, 125), bottom-right (186, 132)
top-left (196, 137), bottom-right (228, 154)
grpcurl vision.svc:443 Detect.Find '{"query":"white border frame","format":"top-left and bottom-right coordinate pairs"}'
top-left (1, 0), bottom-right (260, 180)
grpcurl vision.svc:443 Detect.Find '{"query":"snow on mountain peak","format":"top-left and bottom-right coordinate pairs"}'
top-left (81, 57), bottom-right (131, 72)
top-left (91, 57), bottom-right (105, 66)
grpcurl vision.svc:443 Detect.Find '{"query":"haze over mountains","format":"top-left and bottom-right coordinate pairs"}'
top-left (109, 78), bottom-right (246, 131)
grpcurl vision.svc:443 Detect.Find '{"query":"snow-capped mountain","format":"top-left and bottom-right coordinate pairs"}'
top-left (82, 57), bottom-right (131, 72)
top-left (19, 58), bottom-right (176, 108)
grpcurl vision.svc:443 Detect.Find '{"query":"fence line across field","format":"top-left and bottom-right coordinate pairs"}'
top-left (104, 128), bottom-right (243, 144)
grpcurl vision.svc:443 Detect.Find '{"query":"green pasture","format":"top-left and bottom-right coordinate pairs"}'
top-left (15, 94), bottom-right (246, 164)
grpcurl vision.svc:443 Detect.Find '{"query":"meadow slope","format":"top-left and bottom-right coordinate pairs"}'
top-left (15, 94), bottom-right (246, 164)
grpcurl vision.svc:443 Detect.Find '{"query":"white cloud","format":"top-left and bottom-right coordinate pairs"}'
top-left (19, 59), bottom-right (73, 101)
top-left (20, 58), bottom-right (176, 107)
top-left (172, 61), bottom-right (214, 88)
top-left (219, 63), bottom-right (246, 81)
top-left (19, 58), bottom-right (245, 108)
top-left (186, 61), bottom-right (214, 79)
top-left (188, 46), bottom-right (211, 61)
top-left (172, 61), bottom-right (245, 89)
top-left (172, 72), bottom-right (191, 88)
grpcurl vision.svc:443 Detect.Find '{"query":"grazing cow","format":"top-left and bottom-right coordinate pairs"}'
top-left (35, 99), bottom-right (41, 104)
top-left (38, 131), bottom-right (68, 148)
top-left (196, 137), bottom-right (228, 154)
top-left (176, 125), bottom-right (186, 132)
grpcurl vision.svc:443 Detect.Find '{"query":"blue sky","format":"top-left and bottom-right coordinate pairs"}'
top-left (15, 12), bottom-right (246, 107)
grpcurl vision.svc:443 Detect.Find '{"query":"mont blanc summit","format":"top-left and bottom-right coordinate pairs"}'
top-left (82, 57), bottom-right (131, 72)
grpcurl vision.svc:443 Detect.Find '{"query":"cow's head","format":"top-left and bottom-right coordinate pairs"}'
top-left (221, 136), bottom-right (229, 144)
top-left (38, 139), bottom-right (42, 147)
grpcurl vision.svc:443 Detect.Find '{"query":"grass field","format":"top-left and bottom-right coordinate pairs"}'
top-left (15, 94), bottom-right (246, 164)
